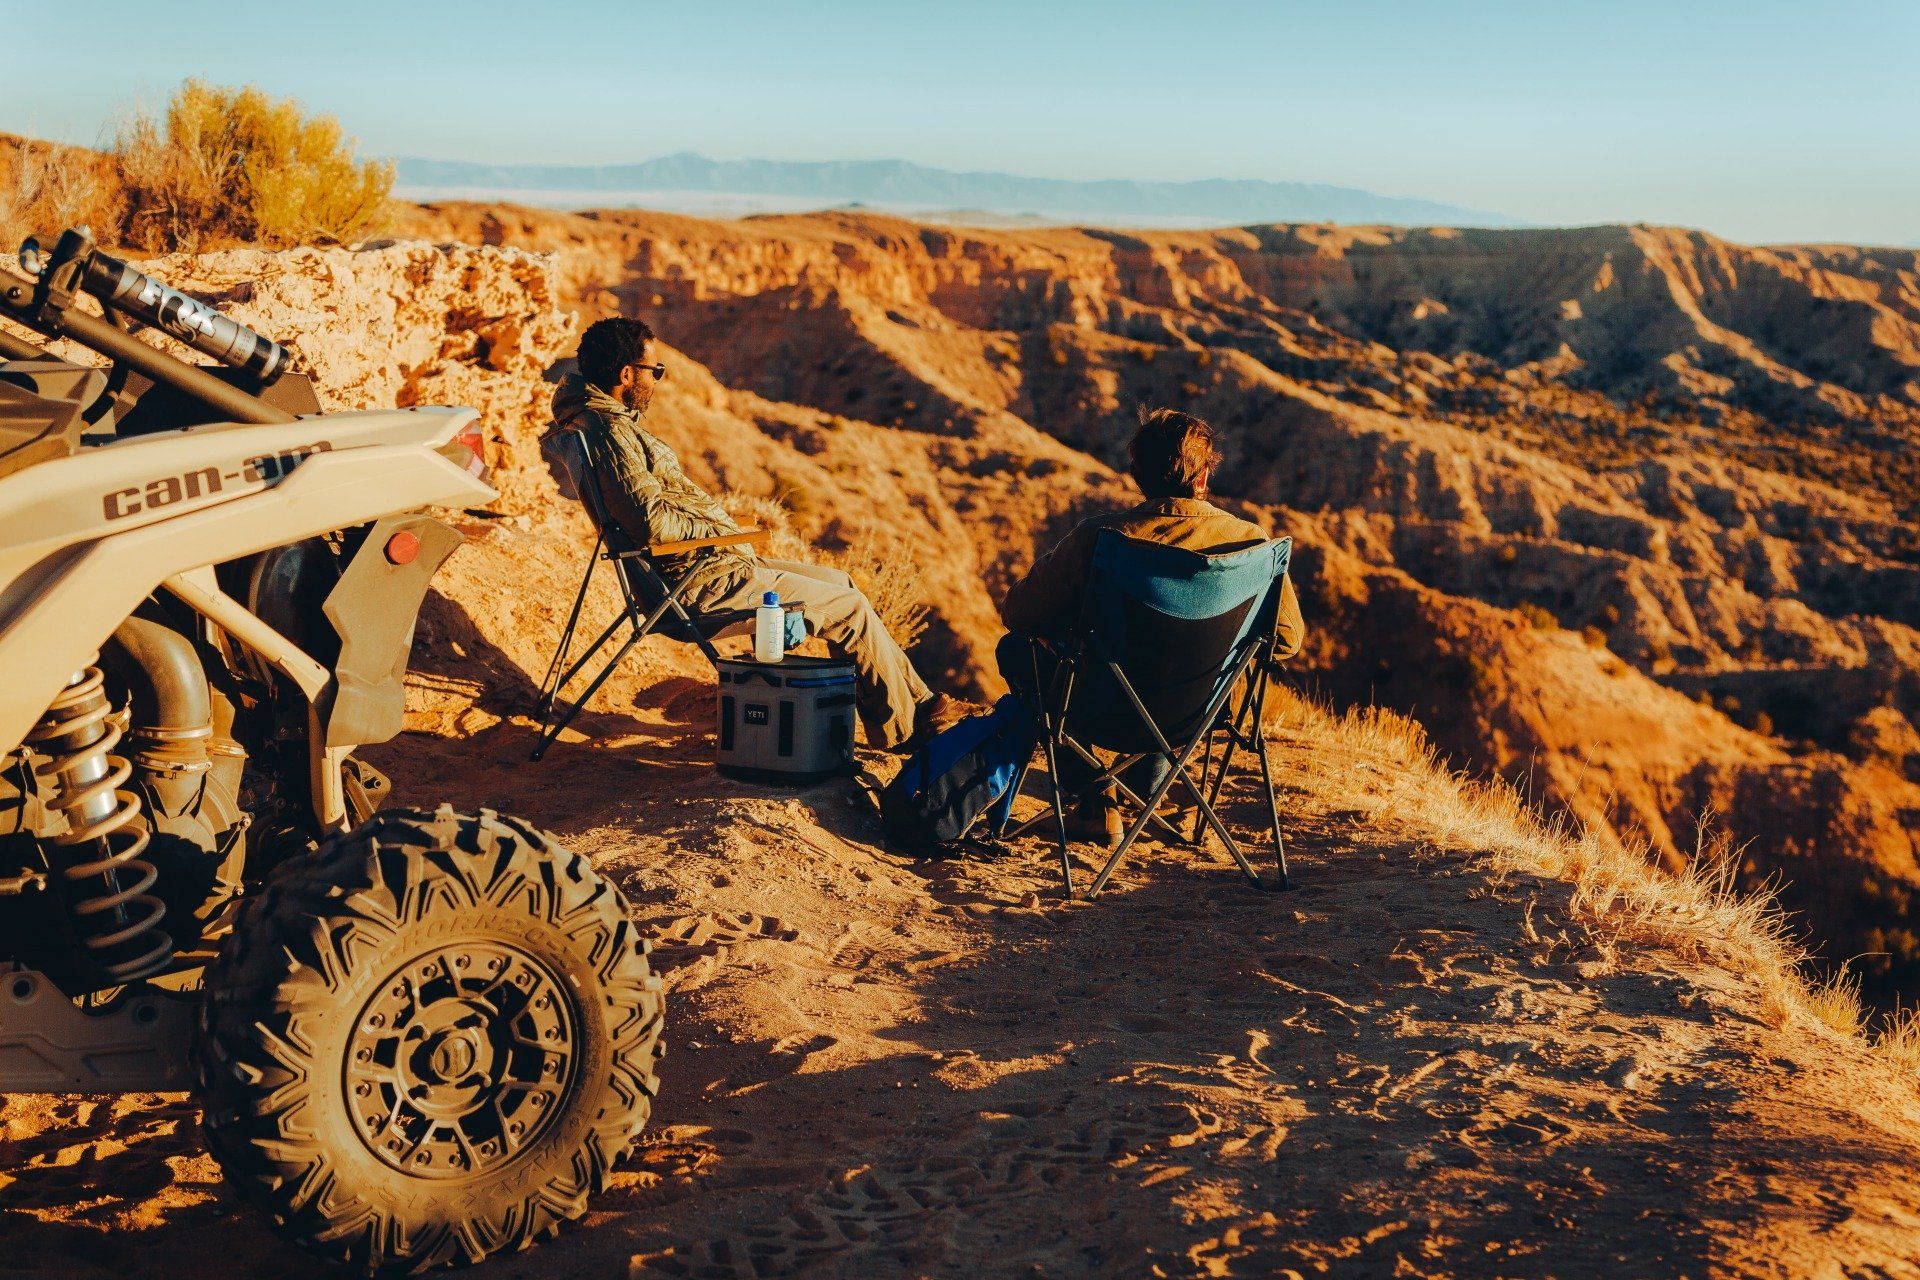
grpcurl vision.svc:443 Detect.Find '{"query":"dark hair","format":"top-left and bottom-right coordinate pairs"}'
top-left (576, 317), bottom-right (655, 392)
top-left (1129, 407), bottom-right (1222, 498)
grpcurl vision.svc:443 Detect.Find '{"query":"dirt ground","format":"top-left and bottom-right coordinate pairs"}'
top-left (6, 700), bottom-right (1920, 1280)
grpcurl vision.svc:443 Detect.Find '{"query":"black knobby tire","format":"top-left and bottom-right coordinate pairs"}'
top-left (194, 806), bottom-right (664, 1274)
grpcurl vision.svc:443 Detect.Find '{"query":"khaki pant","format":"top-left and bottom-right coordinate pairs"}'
top-left (707, 559), bottom-right (930, 748)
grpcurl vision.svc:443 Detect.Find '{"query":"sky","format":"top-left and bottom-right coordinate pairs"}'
top-left (5, 0), bottom-right (1916, 245)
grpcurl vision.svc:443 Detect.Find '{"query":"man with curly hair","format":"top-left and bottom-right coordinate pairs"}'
top-left (543, 317), bottom-right (952, 751)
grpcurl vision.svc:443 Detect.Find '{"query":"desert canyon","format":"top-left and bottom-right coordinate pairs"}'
top-left (6, 141), bottom-right (1920, 1275)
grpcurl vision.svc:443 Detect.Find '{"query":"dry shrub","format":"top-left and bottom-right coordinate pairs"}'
top-left (1802, 965), bottom-right (1866, 1039)
top-left (767, 468), bottom-right (821, 527)
top-left (1876, 1005), bottom-right (1920, 1076)
top-left (723, 494), bottom-right (811, 562)
top-left (717, 498), bottom-right (930, 650)
top-left (113, 80), bottom-right (393, 252)
top-left (821, 530), bottom-right (931, 650)
top-left (0, 137), bottom-right (121, 248)
top-left (1516, 601), bottom-right (1558, 631)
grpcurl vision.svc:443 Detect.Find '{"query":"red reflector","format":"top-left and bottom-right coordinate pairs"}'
top-left (384, 531), bottom-right (421, 565)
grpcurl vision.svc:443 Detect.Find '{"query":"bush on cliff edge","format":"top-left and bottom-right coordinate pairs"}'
top-left (114, 80), bottom-right (393, 252)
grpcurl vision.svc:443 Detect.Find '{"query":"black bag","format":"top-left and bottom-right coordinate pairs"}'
top-left (878, 696), bottom-right (1035, 856)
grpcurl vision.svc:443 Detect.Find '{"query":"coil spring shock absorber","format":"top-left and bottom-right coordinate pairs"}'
top-left (25, 663), bottom-right (171, 983)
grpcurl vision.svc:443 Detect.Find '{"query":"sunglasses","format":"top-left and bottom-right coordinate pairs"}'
top-left (632, 361), bottom-right (668, 380)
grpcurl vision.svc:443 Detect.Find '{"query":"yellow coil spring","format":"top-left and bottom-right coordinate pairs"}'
top-left (25, 666), bottom-right (171, 983)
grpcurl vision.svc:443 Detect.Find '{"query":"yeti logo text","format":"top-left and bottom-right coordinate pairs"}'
top-left (101, 442), bottom-right (335, 520)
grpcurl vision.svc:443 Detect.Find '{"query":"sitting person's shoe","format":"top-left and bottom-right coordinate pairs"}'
top-left (1062, 802), bottom-right (1124, 851)
top-left (896, 693), bottom-right (969, 753)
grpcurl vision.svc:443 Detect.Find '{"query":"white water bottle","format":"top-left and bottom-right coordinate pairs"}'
top-left (754, 590), bottom-right (786, 664)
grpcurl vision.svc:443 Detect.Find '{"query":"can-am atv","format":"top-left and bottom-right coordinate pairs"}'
top-left (0, 229), bottom-right (663, 1274)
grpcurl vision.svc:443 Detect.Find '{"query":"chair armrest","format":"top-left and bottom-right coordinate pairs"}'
top-left (646, 528), bottom-right (770, 556)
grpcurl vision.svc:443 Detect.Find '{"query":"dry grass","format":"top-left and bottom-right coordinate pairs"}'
top-left (0, 137), bottom-right (121, 249)
top-left (112, 81), bottom-right (393, 252)
top-left (1875, 1005), bottom-right (1920, 1077)
top-left (1803, 966), bottom-right (1867, 1038)
top-left (1266, 686), bottom-right (1900, 1062)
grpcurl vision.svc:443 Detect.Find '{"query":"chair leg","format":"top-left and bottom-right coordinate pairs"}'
top-left (997, 745), bottom-right (1039, 839)
top-left (1089, 721), bottom-right (1226, 897)
top-left (1038, 727), bottom-right (1075, 898)
top-left (1190, 725), bottom-right (1225, 846)
top-left (1089, 756), bottom-right (1187, 898)
top-left (1100, 753), bottom-right (1204, 846)
top-left (1249, 676), bottom-right (1290, 890)
top-left (1027, 641), bottom-right (1077, 897)
top-left (1174, 676), bottom-right (1284, 891)
top-left (533, 611), bottom-right (632, 757)
top-left (531, 627), bottom-right (649, 762)
top-left (1181, 774), bottom-right (1269, 890)
top-left (534, 541), bottom-right (601, 729)
top-left (1196, 686), bottom-right (1258, 845)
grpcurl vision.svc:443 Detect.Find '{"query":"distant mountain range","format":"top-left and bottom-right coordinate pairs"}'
top-left (392, 152), bottom-right (1522, 228)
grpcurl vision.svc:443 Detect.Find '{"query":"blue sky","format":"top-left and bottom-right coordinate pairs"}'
top-left (6, 0), bottom-right (1916, 244)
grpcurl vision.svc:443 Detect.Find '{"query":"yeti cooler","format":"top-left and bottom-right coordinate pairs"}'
top-left (715, 655), bottom-right (857, 782)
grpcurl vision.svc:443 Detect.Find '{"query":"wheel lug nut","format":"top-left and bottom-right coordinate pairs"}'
top-left (356, 1048), bottom-right (372, 1062)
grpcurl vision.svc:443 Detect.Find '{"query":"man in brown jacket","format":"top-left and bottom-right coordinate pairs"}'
top-left (998, 408), bottom-right (1305, 845)
top-left (543, 317), bottom-right (947, 750)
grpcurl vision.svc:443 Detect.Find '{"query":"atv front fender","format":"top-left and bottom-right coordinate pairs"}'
top-left (320, 515), bottom-right (463, 748)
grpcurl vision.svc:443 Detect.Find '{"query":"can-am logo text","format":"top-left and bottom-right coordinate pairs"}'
top-left (101, 442), bottom-right (334, 520)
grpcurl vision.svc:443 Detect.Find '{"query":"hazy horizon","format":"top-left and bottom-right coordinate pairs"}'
top-left (9, 0), bottom-right (1917, 246)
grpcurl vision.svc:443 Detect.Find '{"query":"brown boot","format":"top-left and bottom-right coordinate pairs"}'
top-left (896, 693), bottom-right (969, 754)
top-left (1062, 802), bottom-right (1124, 851)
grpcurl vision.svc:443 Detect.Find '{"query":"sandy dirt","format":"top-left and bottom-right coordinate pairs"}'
top-left (6, 702), bottom-right (1920, 1279)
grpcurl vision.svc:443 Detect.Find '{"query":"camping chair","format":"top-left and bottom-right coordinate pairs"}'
top-left (530, 439), bottom-right (805, 762)
top-left (1002, 531), bottom-right (1293, 898)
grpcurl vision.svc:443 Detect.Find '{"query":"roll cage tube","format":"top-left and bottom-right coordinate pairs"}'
top-left (0, 235), bottom-right (293, 428)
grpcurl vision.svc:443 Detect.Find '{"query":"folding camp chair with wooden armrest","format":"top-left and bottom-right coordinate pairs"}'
top-left (529, 525), bottom-right (805, 761)
top-left (1001, 531), bottom-right (1293, 898)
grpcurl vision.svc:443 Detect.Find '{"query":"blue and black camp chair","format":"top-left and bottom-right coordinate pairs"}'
top-left (531, 430), bottom-right (804, 761)
top-left (1003, 530), bottom-right (1293, 897)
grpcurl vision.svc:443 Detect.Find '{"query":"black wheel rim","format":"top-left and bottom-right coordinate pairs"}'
top-left (345, 941), bottom-right (578, 1180)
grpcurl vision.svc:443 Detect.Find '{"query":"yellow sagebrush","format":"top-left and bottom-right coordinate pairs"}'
top-left (112, 79), bottom-right (393, 251)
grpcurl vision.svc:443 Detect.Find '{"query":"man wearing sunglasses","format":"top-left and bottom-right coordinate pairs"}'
top-left (544, 317), bottom-right (951, 751)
